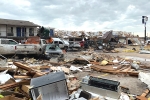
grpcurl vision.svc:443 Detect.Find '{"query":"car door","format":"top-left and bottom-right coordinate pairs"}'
top-left (0, 39), bottom-right (6, 54)
top-left (59, 41), bottom-right (64, 48)
top-left (3, 39), bottom-right (18, 54)
top-left (7, 39), bottom-right (18, 54)
top-left (54, 41), bottom-right (59, 47)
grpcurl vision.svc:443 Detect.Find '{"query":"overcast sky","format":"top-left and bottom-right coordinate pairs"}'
top-left (0, 0), bottom-right (150, 36)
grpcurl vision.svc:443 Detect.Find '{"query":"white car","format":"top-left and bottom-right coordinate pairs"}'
top-left (52, 38), bottom-right (69, 50)
top-left (0, 38), bottom-right (18, 55)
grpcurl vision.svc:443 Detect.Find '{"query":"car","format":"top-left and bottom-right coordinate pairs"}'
top-left (15, 36), bottom-right (47, 56)
top-left (68, 37), bottom-right (82, 50)
top-left (0, 38), bottom-right (18, 55)
top-left (48, 38), bottom-right (69, 51)
top-left (43, 44), bottom-right (64, 60)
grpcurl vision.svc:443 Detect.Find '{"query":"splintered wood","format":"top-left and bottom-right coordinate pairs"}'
top-left (136, 89), bottom-right (150, 100)
top-left (91, 64), bottom-right (138, 76)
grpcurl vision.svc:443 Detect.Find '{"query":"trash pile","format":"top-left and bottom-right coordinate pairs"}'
top-left (0, 50), bottom-right (150, 100)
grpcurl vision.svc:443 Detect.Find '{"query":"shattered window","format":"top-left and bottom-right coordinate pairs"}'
top-left (8, 40), bottom-right (17, 45)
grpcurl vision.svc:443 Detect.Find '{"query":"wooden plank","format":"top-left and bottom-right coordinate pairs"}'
top-left (13, 62), bottom-right (32, 71)
top-left (136, 96), bottom-right (147, 100)
top-left (14, 75), bottom-right (31, 79)
top-left (0, 67), bottom-right (15, 71)
top-left (121, 66), bottom-right (131, 72)
top-left (141, 89), bottom-right (149, 97)
top-left (116, 66), bottom-right (129, 72)
top-left (91, 64), bottom-right (139, 76)
top-left (0, 79), bottom-right (30, 90)
top-left (127, 71), bottom-right (139, 77)
top-left (91, 65), bottom-right (122, 71)
top-left (33, 72), bottom-right (47, 78)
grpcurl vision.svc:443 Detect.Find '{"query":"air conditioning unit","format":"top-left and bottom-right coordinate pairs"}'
top-left (81, 76), bottom-right (121, 99)
top-left (30, 71), bottom-right (69, 100)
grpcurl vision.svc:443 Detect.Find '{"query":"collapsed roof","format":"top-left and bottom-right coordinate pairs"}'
top-left (54, 30), bottom-right (133, 38)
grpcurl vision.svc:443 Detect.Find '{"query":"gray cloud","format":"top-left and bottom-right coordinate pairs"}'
top-left (0, 0), bottom-right (150, 36)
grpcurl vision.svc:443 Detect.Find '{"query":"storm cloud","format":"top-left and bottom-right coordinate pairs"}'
top-left (0, 0), bottom-right (150, 36)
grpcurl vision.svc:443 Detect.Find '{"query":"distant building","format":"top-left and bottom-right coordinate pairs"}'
top-left (0, 18), bottom-right (40, 41)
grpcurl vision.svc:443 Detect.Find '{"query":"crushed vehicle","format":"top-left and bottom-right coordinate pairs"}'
top-left (46, 37), bottom-right (69, 51)
top-left (96, 31), bottom-right (118, 50)
top-left (0, 38), bottom-right (18, 55)
top-left (68, 37), bottom-right (82, 50)
top-left (43, 44), bottom-right (64, 60)
top-left (15, 36), bottom-right (47, 56)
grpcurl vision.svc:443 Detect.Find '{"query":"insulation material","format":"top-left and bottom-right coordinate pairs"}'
top-left (0, 70), bottom-right (12, 84)
top-left (138, 72), bottom-right (150, 89)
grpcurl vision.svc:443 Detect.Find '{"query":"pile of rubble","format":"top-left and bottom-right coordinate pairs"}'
top-left (0, 50), bottom-right (150, 100)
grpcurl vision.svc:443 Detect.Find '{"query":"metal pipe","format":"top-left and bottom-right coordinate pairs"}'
top-left (145, 23), bottom-right (146, 42)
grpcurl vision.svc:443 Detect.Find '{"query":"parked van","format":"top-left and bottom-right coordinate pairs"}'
top-left (51, 38), bottom-right (69, 50)
top-left (0, 38), bottom-right (18, 55)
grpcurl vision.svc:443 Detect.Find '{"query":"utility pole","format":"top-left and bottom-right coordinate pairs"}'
top-left (145, 23), bottom-right (146, 41)
top-left (142, 16), bottom-right (148, 42)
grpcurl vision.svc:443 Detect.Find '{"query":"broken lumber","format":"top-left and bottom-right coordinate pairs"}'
top-left (0, 79), bottom-right (30, 90)
top-left (91, 64), bottom-right (139, 76)
top-left (141, 89), bottom-right (149, 97)
top-left (13, 62), bottom-right (32, 71)
top-left (136, 89), bottom-right (150, 100)
top-left (14, 75), bottom-right (31, 79)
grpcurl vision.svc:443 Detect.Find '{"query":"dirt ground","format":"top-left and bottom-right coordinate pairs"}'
top-left (65, 48), bottom-right (150, 95)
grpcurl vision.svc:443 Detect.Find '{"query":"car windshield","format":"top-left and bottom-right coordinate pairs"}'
top-left (46, 44), bottom-right (61, 50)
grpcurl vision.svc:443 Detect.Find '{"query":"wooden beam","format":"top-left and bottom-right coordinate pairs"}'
top-left (13, 62), bottom-right (32, 71)
top-left (14, 75), bottom-right (31, 79)
top-left (0, 79), bottom-right (30, 90)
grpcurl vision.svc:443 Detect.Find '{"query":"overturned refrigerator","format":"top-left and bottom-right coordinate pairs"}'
top-left (30, 71), bottom-right (69, 100)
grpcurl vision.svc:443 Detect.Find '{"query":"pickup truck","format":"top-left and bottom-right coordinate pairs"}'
top-left (0, 38), bottom-right (18, 55)
top-left (15, 36), bottom-right (47, 56)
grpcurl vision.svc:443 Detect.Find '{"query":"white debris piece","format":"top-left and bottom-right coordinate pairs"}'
top-left (74, 97), bottom-right (87, 100)
top-left (138, 72), bottom-right (150, 89)
top-left (83, 64), bottom-right (92, 69)
top-left (119, 92), bottom-right (130, 100)
top-left (131, 62), bottom-right (139, 70)
top-left (0, 70), bottom-right (12, 84)
top-left (113, 59), bottom-right (119, 64)
top-left (139, 50), bottom-right (150, 54)
top-left (70, 65), bottom-right (83, 72)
